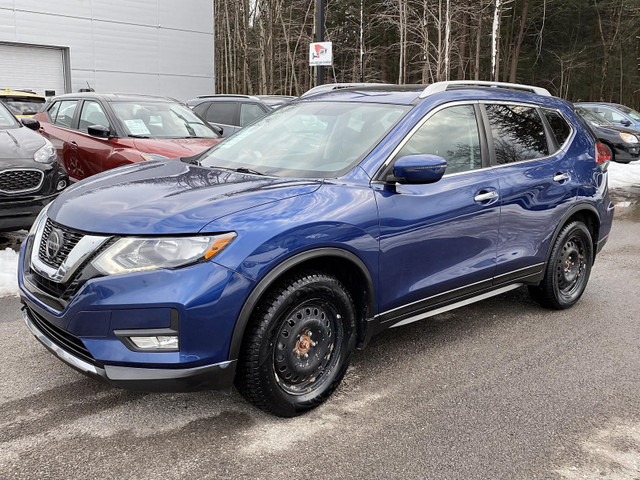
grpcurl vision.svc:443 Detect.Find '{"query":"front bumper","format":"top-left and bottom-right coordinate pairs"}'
top-left (612, 143), bottom-right (640, 163)
top-left (19, 230), bottom-right (254, 392)
top-left (0, 192), bottom-right (59, 232)
top-left (23, 306), bottom-right (237, 392)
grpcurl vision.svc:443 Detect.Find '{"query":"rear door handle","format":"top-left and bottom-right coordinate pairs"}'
top-left (474, 190), bottom-right (499, 203)
top-left (553, 172), bottom-right (571, 182)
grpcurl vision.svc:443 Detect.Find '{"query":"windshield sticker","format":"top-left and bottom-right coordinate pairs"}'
top-left (124, 119), bottom-right (151, 135)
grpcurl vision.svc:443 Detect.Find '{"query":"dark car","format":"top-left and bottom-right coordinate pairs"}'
top-left (20, 81), bottom-right (613, 417)
top-left (186, 95), bottom-right (272, 137)
top-left (575, 107), bottom-right (640, 163)
top-left (34, 93), bottom-right (222, 181)
top-left (0, 102), bottom-right (68, 232)
top-left (576, 102), bottom-right (640, 132)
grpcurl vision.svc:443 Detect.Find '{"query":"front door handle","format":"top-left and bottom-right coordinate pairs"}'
top-left (553, 172), bottom-right (571, 182)
top-left (474, 190), bottom-right (499, 203)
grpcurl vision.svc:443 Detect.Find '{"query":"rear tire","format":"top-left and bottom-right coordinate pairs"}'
top-left (236, 271), bottom-right (356, 417)
top-left (529, 221), bottom-right (593, 309)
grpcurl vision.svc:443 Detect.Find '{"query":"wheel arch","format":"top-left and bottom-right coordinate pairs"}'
top-left (227, 247), bottom-right (376, 361)
top-left (545, 203), bottom-right (601, 266)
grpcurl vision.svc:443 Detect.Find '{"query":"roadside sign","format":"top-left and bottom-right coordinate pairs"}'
top-left (309, 42), bottom-right (333, 66)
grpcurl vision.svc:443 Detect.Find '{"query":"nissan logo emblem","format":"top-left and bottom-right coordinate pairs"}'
top-left (46, 229), bottom-right (63, 259)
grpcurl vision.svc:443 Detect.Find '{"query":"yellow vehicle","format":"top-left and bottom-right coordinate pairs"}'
top-left (0, 89), bottom-right (46, 118)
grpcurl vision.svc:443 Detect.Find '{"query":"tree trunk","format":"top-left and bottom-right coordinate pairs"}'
top-left (509, 0), bottom-right (529, 83)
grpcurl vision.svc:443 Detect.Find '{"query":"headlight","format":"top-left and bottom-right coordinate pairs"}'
top-left (91, 233), bottom-right (236, 275)
top-left (619, 132), bottom-right (639, 144)
top-left (33, 140), bottom-right (57, 163)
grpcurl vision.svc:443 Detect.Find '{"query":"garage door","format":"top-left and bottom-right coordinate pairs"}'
top-left (0, 43), bottom-right (67, 97)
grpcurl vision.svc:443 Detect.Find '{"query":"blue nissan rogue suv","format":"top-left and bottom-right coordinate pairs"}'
top-left (19, 81), bottom-right (614, 417)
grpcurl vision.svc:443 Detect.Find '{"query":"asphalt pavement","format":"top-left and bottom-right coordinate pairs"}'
top-left (1, 197), bottom-right (639, 479)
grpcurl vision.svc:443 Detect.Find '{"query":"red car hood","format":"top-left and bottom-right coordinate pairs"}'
top-left (132, 137), bottom-right (222, 158)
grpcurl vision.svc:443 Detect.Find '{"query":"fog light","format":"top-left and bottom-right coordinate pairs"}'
top-left (56, 179), bottom-right (68, 191)
top-left (129, 335), bottom-right (178, 350)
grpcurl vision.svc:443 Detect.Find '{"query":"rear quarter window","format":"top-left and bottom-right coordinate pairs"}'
top-left (542, 109), bottom-right (572, 146)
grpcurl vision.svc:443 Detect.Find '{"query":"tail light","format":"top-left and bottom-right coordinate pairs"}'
top-left (595, 142), bottom-right (611, 170)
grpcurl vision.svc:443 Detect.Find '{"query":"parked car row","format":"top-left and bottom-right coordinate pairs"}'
top-left (19, 80), bottom-right (615, 417)
top-left (0, 89), bottom-right (299, 232)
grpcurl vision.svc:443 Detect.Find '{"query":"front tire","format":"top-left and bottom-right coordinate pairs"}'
top-left (236, 271), bottom-right (356, 417)
top-left (529, 221), bottom-right (594, 309)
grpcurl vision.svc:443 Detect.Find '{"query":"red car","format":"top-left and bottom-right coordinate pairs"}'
top-left (34, 93), bottom-right (223, 181)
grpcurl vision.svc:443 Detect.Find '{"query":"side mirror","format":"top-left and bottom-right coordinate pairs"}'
top-left (391, 154), bottom-right (447, 184)
top-left (87, 124), bottom-right (111, 138)
top-left (21, 117), bottom-right (40, 131)
top-left (209, 122), bottom-right (224, 136)
top-left (620, 119), bottom-right (632, 127)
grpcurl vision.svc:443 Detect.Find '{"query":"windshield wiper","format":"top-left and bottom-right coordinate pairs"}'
top-left (234, 167), bottom-right (265, 176)
top-left (206, 165), bottom-right (265, 176)
top-left (128, 134), bottom-right (151, 138)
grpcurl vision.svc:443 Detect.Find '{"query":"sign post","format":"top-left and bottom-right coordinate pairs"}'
top-left (315, 0), bottom-right (326, 86)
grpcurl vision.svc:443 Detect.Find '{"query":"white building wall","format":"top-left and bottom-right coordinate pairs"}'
top-left (0, 0), bottom-right (214, 101)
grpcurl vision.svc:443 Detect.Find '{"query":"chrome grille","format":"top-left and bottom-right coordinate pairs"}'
top-left (0, 168), bottom-right (44, 194)
top-left (38, 219), bottom-right (85, 269)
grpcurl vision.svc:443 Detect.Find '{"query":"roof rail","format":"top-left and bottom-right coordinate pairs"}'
top-left (419, 81), bottom-right (551, 98)
top-left (301, 82), bottom-right (389, 98)
top-left (196, 94), bottom-right (252, 99)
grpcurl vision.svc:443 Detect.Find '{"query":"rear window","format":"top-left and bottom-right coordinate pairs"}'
top-left (543, 109), bottom-right (572, 146)
top-left (1, 96), bottom-right (45, 115)
top-left (485, 104), bottom-right (549, 164)
top-left (206, 102), bottom-right (238, 125)
top-left (52, 100), bottom-right (78, 128)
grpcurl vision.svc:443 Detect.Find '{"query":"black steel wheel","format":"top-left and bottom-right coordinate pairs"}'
top-left (236, 271), bottom-right (356, 417)
top-left (529, 221), bottom-right (594, 309)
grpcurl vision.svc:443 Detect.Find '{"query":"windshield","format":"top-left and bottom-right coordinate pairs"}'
top-left (1, 96), bottom-right (45, 115)
top-left (111, 101), bottom-right (219, 139)
top-left (616, 105), bottom-right (640, 122)
top-left (0, 103), bottom-right (19, 129)
top-left (576, 108), bottom-right (611, 126)
top-left (199, 101), bottom-right (410, 177)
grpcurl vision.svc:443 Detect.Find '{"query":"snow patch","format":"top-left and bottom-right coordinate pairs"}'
top-left (608, 160), bottom-right (640, 189)
top-left (0, 248), bottom-right (19, 297)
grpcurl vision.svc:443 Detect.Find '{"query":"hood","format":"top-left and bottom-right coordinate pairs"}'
top-left (48, 160), bottom-right (321, 234)
top-left (593, 124), bottom-right (640, 137)
top-left (132, 137), bottom-right (222, 159)
top-left (0, 126), bottom-right (45, 159)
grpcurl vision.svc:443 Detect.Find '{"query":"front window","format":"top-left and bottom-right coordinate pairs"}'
top-left (395, 104), bottom-right (482, 175)
top-left (199, 101), bottom-right (410, 178)
top-left (616, 105), bottom-right (640, 122)
top-left (1, 96), bottom-right (45, 115)
top-left (240, 103), bottom-right (267, 126)
top-left (79, 101), bottom-right (110, 132)
top-left (110, 101), bottom-right (219, 139)
top-left (0, 103), bottom-right (19, 129)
